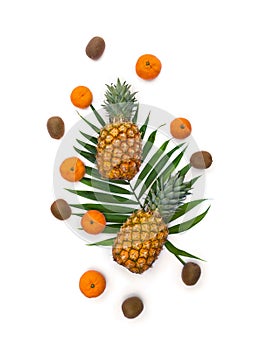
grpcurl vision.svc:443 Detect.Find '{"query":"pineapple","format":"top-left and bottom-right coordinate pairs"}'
top-left (112, 172), bottom-right (192, 273)
top-left (96, 79), bottom-right (142, 180)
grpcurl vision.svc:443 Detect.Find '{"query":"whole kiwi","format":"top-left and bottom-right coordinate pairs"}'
top-left (50, 199), bottom-right (71, 220)
top-left (190, 151), bottom-right (212, 169)
top-left (181, 262), bottom-right (201, 286)
top-left (122, 296), bottom-right (144, 319)
top-left (47, 116), bottom-right (65, 139)
top-left (85, 36), bottom-right (105, 60)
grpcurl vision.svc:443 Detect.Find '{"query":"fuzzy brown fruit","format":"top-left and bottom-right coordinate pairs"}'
top-left (50, 199), bottom-right (71, 220)
top-left (47, 116), bottom-right (65, 139)
top-left (181, 262), bottom-right (201, 286)
top-left (190, 151), bottom-right (213, 169)
top-left (85, 36), bottom-right (105, 60)
top-left (122, 296), bottom-right (144, 319)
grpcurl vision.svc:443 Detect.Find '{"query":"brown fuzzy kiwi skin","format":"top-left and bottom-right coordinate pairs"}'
top-left (85, 36), bottom-right (105, 60)
top-left (50, 199), bottom-right (71, 220)
top-left (190, 151), bottom-right (213, 169)
top-left (47, 116), bottom-right (65, 139)
top-left (181, 262), bottom-right (201, 286)
top-left (121, 296), bottom-right (144, 319)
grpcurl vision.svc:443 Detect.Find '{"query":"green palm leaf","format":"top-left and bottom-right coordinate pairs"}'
top-left (76, 139), bottom-right (97, 154)
top-left (168, 206), bottom-right (210, 234)
top-left (66, 189), bottom-right (139, 205)
top-left (73, 147), bottom-right (96, 164)
top-left (90, 104), bottom-right (106, 127)
top-left (87, 237), bottom-right (115, 246)
top-left (80, 177), bottom-right (132, 195)
top-left (70, 203), bottom-right (136, 214)
top-left (79, 131), bottom-right (98, 145)
top-left (165, 240), bottom-right (205, 262)
top-left (137, 143), bottom-right (185, 200)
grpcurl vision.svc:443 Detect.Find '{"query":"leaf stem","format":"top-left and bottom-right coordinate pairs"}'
top-left (128, 181), bottom-right (145, 210)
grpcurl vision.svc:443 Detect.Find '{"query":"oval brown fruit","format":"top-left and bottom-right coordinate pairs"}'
top-left (181, 262), bottom-right (201, 286)
top-left (85, 36), bottom-right (105, 60)
top-left (47, 116), bottom-right (65, 139)
top-left (122, 296), bottom-right (144, 319)
top-left (190, 151), bottom-right (213, 169)
top-left (50, 199), bottom-right (71, 220)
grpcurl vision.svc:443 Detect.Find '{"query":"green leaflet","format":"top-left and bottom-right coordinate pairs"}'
top-left (169, 199), bottom-right (207, 223)
top-left (79, 131), bottom-right (98, 145)
top-left (165, 240), bottom-right (205, 262)
top-left (70, 203), bottom-right (136, 214)
top-left (133, 138), bottom-right (170, 190)
top-left (76, 139), bottom-right (97, 154)
top-left (76, 111), bottom-right (100, 134)
top-left (80, 177), bottom-right (132, 195)
top-left (73, 147), bottom-right (96, 164)
top-left (138, 143), bottom-right (185, 200)
top-left (168, 206), bottom-right (210, 234)
top-left (139, 112), bottom-right (150, 139)
top-left (66, 189), bottom-right (139, 205)
top-left (87, 237), bottom-right (115, 246)
top-left (132, 103), bottom-right (139, 124)
top-left (90, 104), bottom-right (106, 127)
top-left (85, 166), bottom-right (129, 185)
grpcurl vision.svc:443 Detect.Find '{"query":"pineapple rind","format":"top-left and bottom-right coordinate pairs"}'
top-left (112, 209), bottom-right (169, 274)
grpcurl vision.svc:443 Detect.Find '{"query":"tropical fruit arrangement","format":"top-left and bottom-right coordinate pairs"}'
top-left (48, 36), bottom-right (213, 319)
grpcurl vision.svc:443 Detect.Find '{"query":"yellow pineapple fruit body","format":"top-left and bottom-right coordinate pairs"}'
top-left (96, 79), bottom-right (142, 180)
top-left (113, 209), bottom-right (168, 273)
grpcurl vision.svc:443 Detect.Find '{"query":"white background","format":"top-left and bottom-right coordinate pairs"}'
top-left (0, 0), bottom-right (259, 349)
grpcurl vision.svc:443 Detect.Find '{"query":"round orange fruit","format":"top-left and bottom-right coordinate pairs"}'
top-left (170, 118), bottom-right (192, 139)
top-left (135, 54), bottom-right (162, 80)
top-left (81, 210), bottom-right (106, 234)
top-left (59, 157), bottom-right (85, 182)
top-left (70, 85), bottom-right (93, 108)
top-left (79, 270), bottom-right (106, 298)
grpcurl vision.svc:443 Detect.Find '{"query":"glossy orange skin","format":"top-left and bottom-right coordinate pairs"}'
top-left (79, 270), bottom-right (106, 298)
top-left (135, 54), bottom-right (162, 80)
top-left (59, 157), bottom-right (85, 182)
top-left (170, 118), bottom-right (192, 139)
top-left (70, 85), bottom-right (93, 108)
top-left (81, 210), bottom-right (106, 234)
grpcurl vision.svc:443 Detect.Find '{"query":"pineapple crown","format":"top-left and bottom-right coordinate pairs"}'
top-left (145, 171), bottom-right (193, 223)
top-left (102, 78), bottom-right (138, 123)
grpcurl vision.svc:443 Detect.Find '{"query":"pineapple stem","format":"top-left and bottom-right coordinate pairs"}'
top-left (128, 181), bottom-right (145, 210)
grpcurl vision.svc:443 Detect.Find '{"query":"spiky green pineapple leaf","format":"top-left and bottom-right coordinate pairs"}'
top-left (168, 206), bottom-right (210, 234)
top-left (165, 240), bottom-right (205, 262)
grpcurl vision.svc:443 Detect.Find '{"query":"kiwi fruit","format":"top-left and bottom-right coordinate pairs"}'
top-left (190, 151), bottom-right (212, 169)
top-left (181, 262), bottom-right (201, 286)
top-left (50, 199), bottom-right (71, 220)
top-left (85, 36), bottom-right (105, 60)
top-left (122, 296), bottom-right (144, 319)
top-left (47, 116), bottom-right (65, 139)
